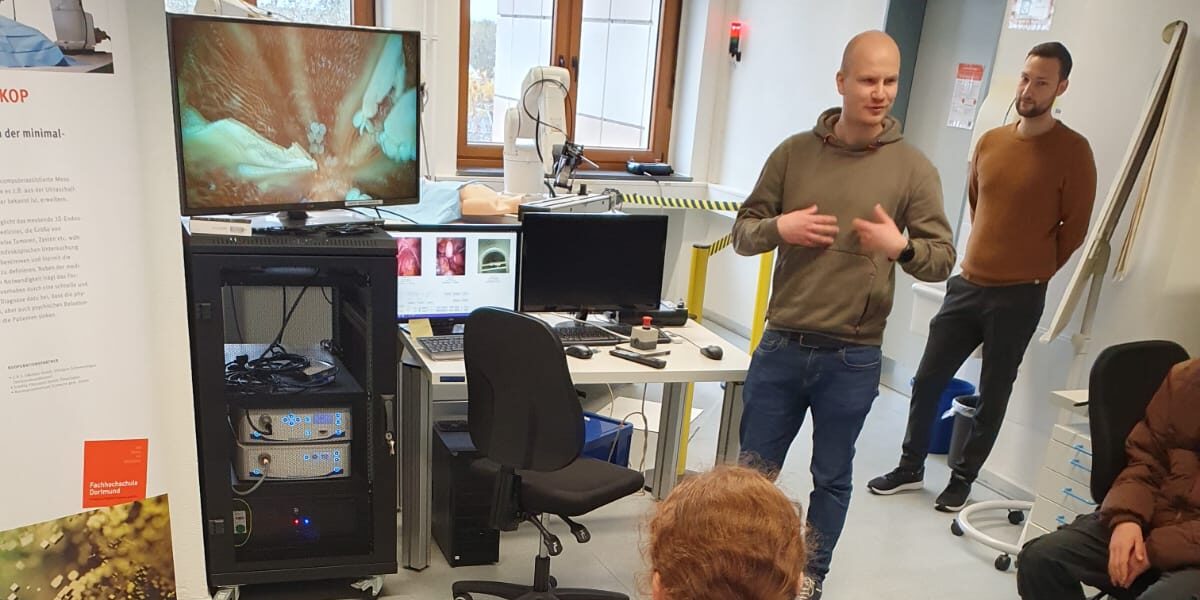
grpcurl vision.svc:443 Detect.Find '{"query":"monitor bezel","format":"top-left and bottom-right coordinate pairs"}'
top-left (165, 12), bottom-right (422, 217)
top-left (517, 212), bottom-right (668, 314)
top-left (385, 223), bottom-right (523, 323)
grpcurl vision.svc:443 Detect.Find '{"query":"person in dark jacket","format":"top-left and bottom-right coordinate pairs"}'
top-left (1016, 359), bottom-right (1200, 599)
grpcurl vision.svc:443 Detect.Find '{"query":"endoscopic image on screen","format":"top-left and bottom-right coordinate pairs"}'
top-left (396, 237), bottom-right (421, 277)
top-left (169, 18), bottom-right (419, 212)
top-left (477, 238), bottom-right (510, 274)
top-left (435, 237), bottom-right (465, 276)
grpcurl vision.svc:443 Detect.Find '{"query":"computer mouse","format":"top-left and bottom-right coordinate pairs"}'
top-left (565, 345), bottom-right (594, 359)
top-left (701, 345), bottom-right (724, 360)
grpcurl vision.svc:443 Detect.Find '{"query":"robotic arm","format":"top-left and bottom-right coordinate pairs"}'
top-left (503, 66), bottom-right (570, 195)
top-left (47, 0), bottom-right (107, 52)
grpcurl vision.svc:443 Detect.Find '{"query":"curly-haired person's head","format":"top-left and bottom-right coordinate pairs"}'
top-left (647, 466), bottom-right (807, 600)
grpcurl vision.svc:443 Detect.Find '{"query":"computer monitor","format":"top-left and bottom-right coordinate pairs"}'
top-left (388, 225), bottom-right (520, 332)
top-left (519, 212), bottom-right (667, 315)
top-left (166, 14), bottom-right (420, 222)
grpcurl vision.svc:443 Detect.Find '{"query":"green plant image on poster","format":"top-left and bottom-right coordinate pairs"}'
top-left (0, 495), bottom-right (176, 599)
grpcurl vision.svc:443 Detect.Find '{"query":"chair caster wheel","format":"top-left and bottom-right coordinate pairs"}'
top-left (549, 576), bottom-right (557, 588)
top-left (950, 520), bottom-right (964, 536)
top-left (995, 554), bottom-right (1012, 571)
top-left (454, 594), bottom-right (473, 600)
top-left (1008, 510), bottom-right (1025, 525)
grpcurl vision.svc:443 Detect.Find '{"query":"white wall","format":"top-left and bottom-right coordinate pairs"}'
top-left (711, 0), bottom-right (890, 190)
top-left (668, 0), bottom-right (725, 181)
top-left (971, 0), bottom-right (1200, 493)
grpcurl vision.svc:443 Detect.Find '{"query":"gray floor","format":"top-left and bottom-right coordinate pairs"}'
top-left (381, 329), bottom-right (1024, 599)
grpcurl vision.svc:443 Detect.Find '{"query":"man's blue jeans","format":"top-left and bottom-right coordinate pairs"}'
top-left (739, 329), bottom-right (882, 581)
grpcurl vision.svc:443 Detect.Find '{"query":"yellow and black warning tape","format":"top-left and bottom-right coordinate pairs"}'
top-left (621, 193), bottom-right (743, 213)
top-left (695, 233), bottom-right (733, 257)
top-left (620, 193), bottom-right (741, 257)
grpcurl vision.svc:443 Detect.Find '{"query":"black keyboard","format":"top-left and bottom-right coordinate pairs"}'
top-left (416, 335), bottom-right (465, 359)
top-left (554, 323), bottom-right (671, 346)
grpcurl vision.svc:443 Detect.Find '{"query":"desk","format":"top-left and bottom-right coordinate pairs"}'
top-left (1050, 389), bottom-right (1089, 417)
top-left (20, 52), bottom-right (115, 73)
top-left (397, 318), bottom-right (751, 570)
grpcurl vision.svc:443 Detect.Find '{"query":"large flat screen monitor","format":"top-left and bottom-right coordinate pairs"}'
top-left (388, 225), bottom-right (520, 328)
top-left (519, 212), bottom-right (667, 314)
top-left (167, 14), bottom-right (420, 217)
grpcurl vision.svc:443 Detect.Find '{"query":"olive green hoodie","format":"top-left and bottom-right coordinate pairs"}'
top-left (732, 108), bottom-right (955, 346)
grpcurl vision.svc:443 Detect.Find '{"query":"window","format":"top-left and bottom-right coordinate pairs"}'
top-left (163, 0), bottom-right (374, 26)
top-left (459, 0), bottom-right (681, 171)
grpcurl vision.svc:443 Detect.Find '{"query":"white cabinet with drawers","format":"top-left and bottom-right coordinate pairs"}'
top-left (1022, 422), bottom-right (1097, 544)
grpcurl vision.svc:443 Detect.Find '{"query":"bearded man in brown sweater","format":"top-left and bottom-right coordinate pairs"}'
top-left (869, 42), bottom-right (1097, 511)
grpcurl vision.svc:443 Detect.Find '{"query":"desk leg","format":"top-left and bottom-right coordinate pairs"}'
top-left (650, 382), bottom-right (687, 499)
top-left (715, 381), bottom-right (744, 465)
top-left (400, 363), bottom-right (432, 570)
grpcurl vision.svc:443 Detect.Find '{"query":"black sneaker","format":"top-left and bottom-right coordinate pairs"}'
top-left (935, 476), bottom-right (971, 512)
top-left (867, 467), bottom-right (924, 495)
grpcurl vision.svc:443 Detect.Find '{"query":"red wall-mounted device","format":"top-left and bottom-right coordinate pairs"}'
top-left (729, 21), bottom-right (743, 62)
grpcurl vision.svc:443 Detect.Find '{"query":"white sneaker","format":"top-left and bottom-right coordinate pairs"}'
top-left (797, 577), bottom-right (823, 600)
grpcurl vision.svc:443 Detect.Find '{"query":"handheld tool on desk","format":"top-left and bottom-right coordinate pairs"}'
top-left (609, 347), bottom-right (666, 369)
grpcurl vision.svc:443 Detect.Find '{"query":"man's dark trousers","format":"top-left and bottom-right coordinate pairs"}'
top-left (898, 274), bottom-right (1047, 481)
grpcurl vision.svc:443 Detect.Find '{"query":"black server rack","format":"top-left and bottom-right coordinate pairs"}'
top-left (183, 228), bottom-right (398, 597)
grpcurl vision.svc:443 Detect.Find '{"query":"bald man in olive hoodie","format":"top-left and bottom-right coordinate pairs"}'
top-left (733, 31), bottom-right (954, 594)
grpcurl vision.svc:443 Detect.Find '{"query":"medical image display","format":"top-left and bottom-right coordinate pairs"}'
top-left (435, 238), bottom-right (466, 276)
top-left (169, 16), bottom-right (419, 214)
top-left (477, 239), bottom-right (511, 274)
top-left (396, 237), bottom-right (421, 277)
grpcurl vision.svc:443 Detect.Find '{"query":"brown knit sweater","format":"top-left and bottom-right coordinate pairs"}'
top-left (961, 121), bottom-right (1097, 285)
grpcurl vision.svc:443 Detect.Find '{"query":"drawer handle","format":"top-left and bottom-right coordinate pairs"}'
top-left (1069, 458), bottom-right (1092, 472)
top-left (1061, 487), bottom-right (1097, 506)
top-left (1072, 443), bottom-right (1093, 457)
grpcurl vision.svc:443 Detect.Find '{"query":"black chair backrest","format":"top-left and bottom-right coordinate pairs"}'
top-left (464, 307), bottom-right (584, 472)
top-left (1087, 340), bottom-right (1189, 503)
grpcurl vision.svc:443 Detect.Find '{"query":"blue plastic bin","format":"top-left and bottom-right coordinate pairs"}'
top-left (581, 411), bottom-right (633, 468)
top-left (926, 378), bottom-right (976, 455)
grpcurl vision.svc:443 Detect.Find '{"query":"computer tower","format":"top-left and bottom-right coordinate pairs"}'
top-left (432, 428), bottom-right (499, 567)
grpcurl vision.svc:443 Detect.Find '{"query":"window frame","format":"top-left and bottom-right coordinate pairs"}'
top-left (457, 0), bottom-right (681, 172)
top-left (242, 0), bottom-right (375, 26)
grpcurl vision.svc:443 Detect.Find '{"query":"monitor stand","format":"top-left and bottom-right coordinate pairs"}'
top-left (256, 209), bottom-right (377, 232)
top-left (553, 311), bottom-right (594, 333)
top-left (429, 317), bottom-right (466, 337)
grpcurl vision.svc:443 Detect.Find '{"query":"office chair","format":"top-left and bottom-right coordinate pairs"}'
top-left (452, 307), bottom-right (645, 600)
top-left (1084, 340), bottom-right (1189, 600)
